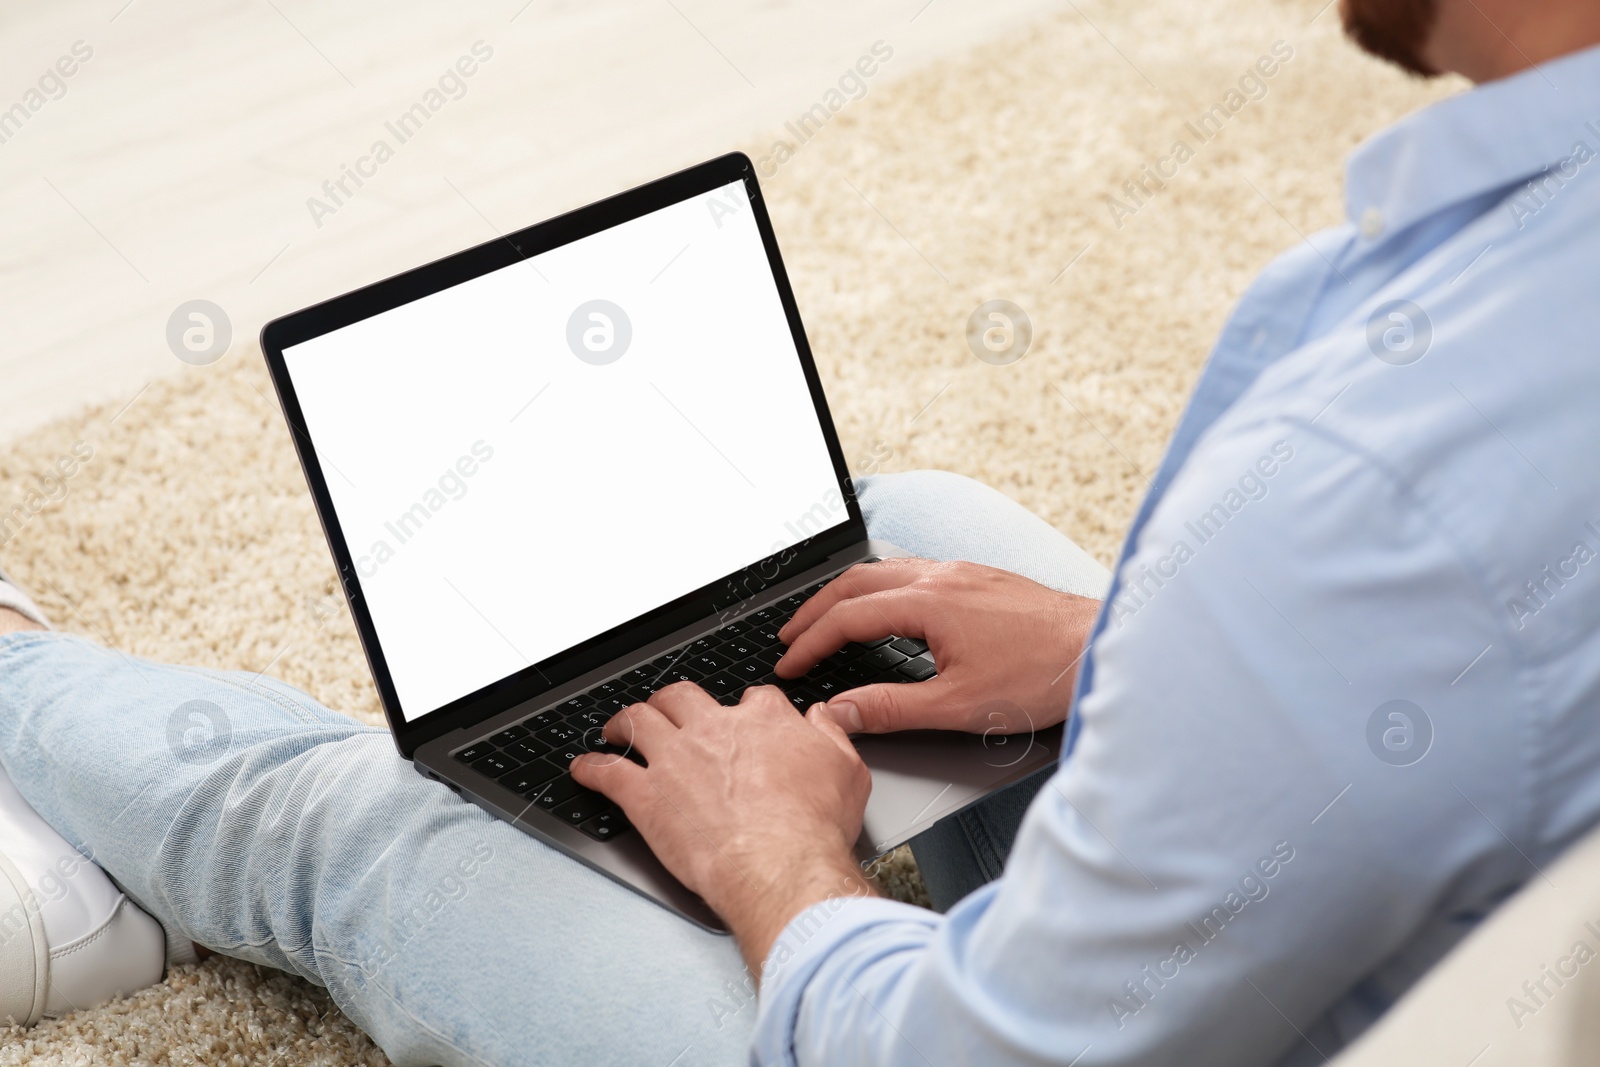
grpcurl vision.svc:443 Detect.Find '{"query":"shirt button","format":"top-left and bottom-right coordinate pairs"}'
top-left (1360, 206), bottom-right (1385, 238)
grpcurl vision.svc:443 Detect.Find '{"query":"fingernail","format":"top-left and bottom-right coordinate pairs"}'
top-left (828, 700), bottom-right (863, 732)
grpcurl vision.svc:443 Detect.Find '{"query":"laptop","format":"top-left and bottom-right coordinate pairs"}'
top-left (260, 152), bottom-right (1059, 931)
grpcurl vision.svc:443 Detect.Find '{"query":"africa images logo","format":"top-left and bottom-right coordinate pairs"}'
top-left (566, 300), bottom-right (632, 365)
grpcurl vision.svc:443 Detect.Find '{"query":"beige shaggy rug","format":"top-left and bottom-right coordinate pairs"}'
top-left (0, 1), bottom-right (1454, 1062)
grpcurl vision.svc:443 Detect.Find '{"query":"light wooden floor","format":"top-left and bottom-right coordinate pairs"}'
top-left (0, 0), bottom-right (1056, 443)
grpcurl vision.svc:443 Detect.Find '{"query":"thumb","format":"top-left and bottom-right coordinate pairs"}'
top-left (820, 678), bottom-right (953, 735)
top-left (805, 703), bottom-right (859, 758)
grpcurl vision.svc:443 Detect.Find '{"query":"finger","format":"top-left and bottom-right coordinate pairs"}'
top-left (603, 701), bottom-right (677, 754)
top-left (570, 750), bottom-right (647, 806)
top-left (645, 680), bottom-right (721, 727)
top-left (776, 588), bottom-right (930, 677)
top-left (818, 676), bottom-right (956, 735)
top-left (806, 703), bottom-right (861, 758)
top-left (778, 559), bottom-right (928, 645)
top-left (737, 683), bottom-right (794, 714)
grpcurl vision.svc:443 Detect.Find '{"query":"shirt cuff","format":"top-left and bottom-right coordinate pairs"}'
top-left (751, 894), bottom-right (939, 1067)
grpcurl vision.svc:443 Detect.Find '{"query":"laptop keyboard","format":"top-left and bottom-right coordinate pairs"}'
top-left (450, 569), bottom-right (937, 844)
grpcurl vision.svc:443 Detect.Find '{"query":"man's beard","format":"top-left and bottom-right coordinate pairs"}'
top-left (1340, 0), bottom-right (1440, 77)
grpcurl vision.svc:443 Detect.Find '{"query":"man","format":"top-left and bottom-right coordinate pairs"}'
top-left (2, 0), bottom-right (1598, 1060)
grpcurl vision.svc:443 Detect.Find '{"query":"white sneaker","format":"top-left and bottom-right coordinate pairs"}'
top-left (0, 765), bottom-right (170, 1024)
top-left (0, 565), bottom-right (50, 629)
top-left (0, 569), bottom-right (183, 1023)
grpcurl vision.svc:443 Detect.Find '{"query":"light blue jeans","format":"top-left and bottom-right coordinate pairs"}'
top-left (0, 472), bottom-right (1108, 1066)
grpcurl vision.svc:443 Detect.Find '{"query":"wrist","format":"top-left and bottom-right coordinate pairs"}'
top-left (715, 844), bottom-right (875, 977)
top-left (1046, 591), bottom-right (1101, 708)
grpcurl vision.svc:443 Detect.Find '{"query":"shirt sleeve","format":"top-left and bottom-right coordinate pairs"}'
top-left (752, 419), bottom-right (1528, 1067)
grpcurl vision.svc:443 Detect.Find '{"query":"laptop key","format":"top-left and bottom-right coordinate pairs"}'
top-left (500, 763), bottom-right (558, 794)
top-left (553, 790), bottom-right (610, 827)
top-left (890, 637), bottom-right (929, 657)
top-left (558, 702), bottom-right (598, 724)
top-left (861, 647), bottom-right (909, 671)
top-left (897, 656), bottom-right (938, 682)
top-left (572, 708), bottom-right (612, 731)
top-left (530, 709), bottom-right (566, 730)
top-left (701, 672), bottom-right (742, 697)
top-left (488, 725), bottom-right (530, 747)
top-left (536, 723), bottom-right (582, 747)
top-left (547, 743), bottom-right (586, 766)
top-left (817, 654), bottom-right (851, 677)
top-left (523, 756), bottom-right (566, 781)
top-left (786, 690), bottom-right (818, 712)
top-left (837, 662), bottom-right (877, 686)
top-left (578, 810), bottom-right (631, 842)
top-left (690, 652), bottom-right (732, 674)
top-left (471, 752), bottom-right (521, 778)
top-left (747, 645), bottom-right (783, 668)
top-left (529, 774), bottom-right (584, 808)
top-left (454, 743), bottom-right (494, 764)
top-left (729, 659), bottom-right (767, 681)
top-left (575, 725), bottom-right (613, 752)
top-left (717, 689), bottom-right (746, 707)
top-left (503, 738), bottom-right (553, 763)
top-left (723, 638), bottom-right (758, 660)
top-left (809, 676), bottom-right (845, 698)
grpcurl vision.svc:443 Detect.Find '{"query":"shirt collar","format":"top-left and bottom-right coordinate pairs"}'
top-left (1344, 42), bottom-right (1600, 240)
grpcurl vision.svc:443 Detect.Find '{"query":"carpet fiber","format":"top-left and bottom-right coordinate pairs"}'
top-left (0, 2), bottom-right (1452, 1061)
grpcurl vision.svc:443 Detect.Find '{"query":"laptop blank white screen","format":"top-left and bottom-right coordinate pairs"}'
top-left (282, 180), bottom-right (847, 721)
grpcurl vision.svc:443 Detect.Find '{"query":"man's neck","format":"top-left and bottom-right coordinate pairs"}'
top-left (1429, 1), bottom-right (1600, 82)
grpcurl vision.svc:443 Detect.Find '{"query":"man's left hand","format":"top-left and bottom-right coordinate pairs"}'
top-left (570, 682), bottom-right (877, 972)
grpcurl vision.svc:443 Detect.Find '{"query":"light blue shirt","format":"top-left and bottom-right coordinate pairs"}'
top-left (754, 43), bottom-right (1600, 1067)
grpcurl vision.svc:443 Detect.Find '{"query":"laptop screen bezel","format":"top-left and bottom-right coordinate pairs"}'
top-left (260, 152), bottom-right (865, 758)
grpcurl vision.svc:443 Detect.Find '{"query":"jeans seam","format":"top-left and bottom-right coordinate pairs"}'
top-left (165, 664), bottom-right (330, 726)
top-left (960, 808), bottom-right (1005, 881)
top-left (0, 630), bottom-right (69, 657)
top-left (320, 944), bottom-right (499, 1067)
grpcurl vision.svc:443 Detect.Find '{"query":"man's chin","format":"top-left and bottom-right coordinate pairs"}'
top-left (1340, 0), bottom-right (1441, 77)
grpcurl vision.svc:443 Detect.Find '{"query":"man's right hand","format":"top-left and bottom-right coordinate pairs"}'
top-left (774, 558), bottom-right (1102, 736)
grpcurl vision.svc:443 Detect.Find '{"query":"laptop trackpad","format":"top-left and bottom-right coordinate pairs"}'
top-left (855, 725), bottom-right (1061, 857)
